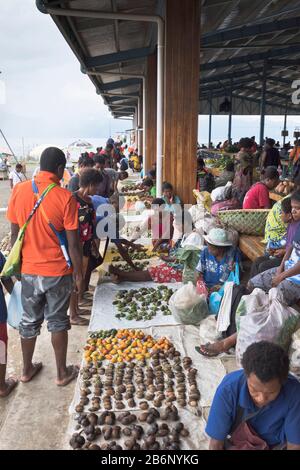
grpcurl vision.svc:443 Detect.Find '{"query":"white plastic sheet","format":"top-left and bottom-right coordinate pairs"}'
top-left (89, 282), bottom-right (183, 331)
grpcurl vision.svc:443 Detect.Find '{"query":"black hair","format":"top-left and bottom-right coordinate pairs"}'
top-left (281, 197), bottom-right (292, 214)
top-left (264, 166), bottom-right (279, 181)
top-left (143, 178), bottom-right (154, 188)
top-left (225, 161), bottom-right (235, 172)
top-left (78, 155), bottom-right (94, 168)
top-left (16, 163), bottom-right (23, 169)
top-left (152, 198), bottom-right (165, 206)
top-left (266, 138), bottom-right (275, 147)
top-left (242, 341), bottom-right (289, 384)
top-left (162, 182), bottom-right (173, 191)
top-left (93, 154), bottom-right (105, 165)
top-left (40, 147), bottom-right (66, 173)
top-left (148, 170), bottom-right (156, 179)
top-left (239, 137), bottom-right (253, 149)
top-left (291, 189), bottom-right (300, 203)
top-left (79, 168), bottom-right (103, 188)
top-left (119, 171), bottom-right (128, 179)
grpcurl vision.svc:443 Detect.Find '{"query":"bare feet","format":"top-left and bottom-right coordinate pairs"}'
top-left (195, 341), bottom-right (227, 357)
top-left (56, 365), bottom-right (79, 387)
top-left (0, 377), bottom-right (18, 397)
top-left (20, 362), bottom-right (43, 383)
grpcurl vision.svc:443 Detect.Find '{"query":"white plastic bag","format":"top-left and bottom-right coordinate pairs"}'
top-left (199, 315), bottom-right (220, 344)
top-left (236, 288), bottom-right (300, 366)
top-left (7, 281), bottom-right (23, 330)
top-left (289, 328), bottom-right (300, 371)
top-left (169, 282), bottom-right (208, 325)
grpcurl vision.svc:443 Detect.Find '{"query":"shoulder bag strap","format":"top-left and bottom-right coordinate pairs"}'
top-left (24, 181), bottom-right (57, 230)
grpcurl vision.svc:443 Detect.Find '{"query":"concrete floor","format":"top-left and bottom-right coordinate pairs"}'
top-left (0, 322), bottom-right (88, 450)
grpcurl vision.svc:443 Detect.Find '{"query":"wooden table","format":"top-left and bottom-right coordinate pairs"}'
top-left (239, 235), bottom-right (265, 262)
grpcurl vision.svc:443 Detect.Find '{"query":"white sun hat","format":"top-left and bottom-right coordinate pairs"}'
top-left (203, 228), bottom-right (233, 247)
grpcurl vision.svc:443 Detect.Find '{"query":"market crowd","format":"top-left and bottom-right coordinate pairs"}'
top-left (1, 135), bottom-right (300, 451)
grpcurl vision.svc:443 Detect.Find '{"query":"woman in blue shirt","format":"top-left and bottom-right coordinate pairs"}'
top-left (206, 341), bottom-right (300, 450)
top-left (195, 228), bottom-right (238, 292)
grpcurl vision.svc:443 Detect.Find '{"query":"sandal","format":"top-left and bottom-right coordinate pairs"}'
top-left (70, 316), bottom-right (89, 326)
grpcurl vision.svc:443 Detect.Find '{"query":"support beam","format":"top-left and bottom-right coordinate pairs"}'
top-left (208, 91), bottom-right (212, 148)
top-left (101, 78), bottom-right (142, 91)
top-left (145, 53), bottom-right (157, 175)
top-left (202, 16), bottom-right (300, 46)
top-left (283, 100), bottom-right (288, 147)
top-left (260, 62), bottom-right (267, 146)
top-left (164, 0), bottom-right (200, 203)
top-left (228, 80), bottom-right (233, 142)
top-left (85, 47), bottom-right (153, 68)
top-left (201, 67), bottom-right (291, 86)
top-left (201, 44), bottom-right (300, 71)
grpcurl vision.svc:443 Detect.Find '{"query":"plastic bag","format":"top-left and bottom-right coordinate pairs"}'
top-left (7, 281), bottom-right (23, 330)
top-left (196, 279), bottom-right (208, 298)
top-left (199, 315), bottom-right (221, 344)
top-left (289, 328), bottom-right (300, 371)
top-left (169, 281), bottom-right (208, 325)
top-left (236, 288), bottom-right (300, 366)
top-left (176, 244), bottom-right (201, 285)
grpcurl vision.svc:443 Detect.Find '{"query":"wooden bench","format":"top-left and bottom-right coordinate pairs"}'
top-left (239, 235), bottom-right (265, 262)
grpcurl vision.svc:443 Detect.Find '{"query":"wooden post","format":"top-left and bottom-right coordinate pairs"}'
top-left (145, 53), bottom-right (157, 175)
top-left (163, 0), bottom-right (200, 204)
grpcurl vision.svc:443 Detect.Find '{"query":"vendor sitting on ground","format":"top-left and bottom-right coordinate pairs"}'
top-left (194, 228), bottom-right (239, 294)
top-left (206, 341), bottom-right (300, 450)
top-left (109, 211), bottom-right (193, 284)
top-left (162, 182), bottom-right (181, 213)
top-left (250, 197), bottom-right (298, 278)
top-left (242, 166), bottom-right (279, 209)
top-left (196, 190), bottom-right (300, 358)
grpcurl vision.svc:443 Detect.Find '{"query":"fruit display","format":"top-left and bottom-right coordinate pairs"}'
top-left (89, 330), bottom-right (118, 340)
top-left (205, 155), bottom-right (234, 170)
top-left (111, 247), bottom-right (158, 262)
top-left (71, 407), bottom-right (190, 450)
top-left (274, 180), bottom-right (294, 195)
top-left (113, 286), bottom-right (173, 321)
top-left (121, 184), bottom-right (141, 193)
top-left (84, 329), bottom-right (172, 364)
top-left (113, 260), bottom-right (150, 272)
top-left (72, 330), bottom-right (201, 450)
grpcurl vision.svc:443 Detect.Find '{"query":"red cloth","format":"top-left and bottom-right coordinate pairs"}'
top-left (148, 264), bottom-right (182, 283)
top-left (243, 183), bottom-right (271, 209)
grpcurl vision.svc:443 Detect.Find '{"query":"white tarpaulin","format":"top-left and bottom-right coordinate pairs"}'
top-left (88, 282), bottom-right (183, 331)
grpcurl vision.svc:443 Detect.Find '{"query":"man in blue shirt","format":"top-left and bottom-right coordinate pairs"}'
top-left (206, 341), bottom-right (300, 450)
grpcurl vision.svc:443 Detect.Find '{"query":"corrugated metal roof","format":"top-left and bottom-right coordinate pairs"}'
top-left (38, 0), bottom-right (300, 115)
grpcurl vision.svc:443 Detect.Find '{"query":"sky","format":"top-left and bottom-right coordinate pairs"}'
top-left (0, 0), bottom-right (299, 157)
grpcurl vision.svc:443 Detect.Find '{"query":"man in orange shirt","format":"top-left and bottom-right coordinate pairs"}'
top-left (7, 147), bottom-right (83, 387)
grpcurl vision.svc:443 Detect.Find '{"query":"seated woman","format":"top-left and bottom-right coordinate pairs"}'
top-left (250, 196), bottom-right (293, 278)
top-left (206, 341), bottom-right (300, 450)
top-left (197, 190), bottom-right (300, 357)
top-left (109, 210), bottom-right (193, 283)
top-left (242, 166), bottom-right (279, 209)
top-left (194, 228), bottom-right (239, 294)
top-left (162, 182), bottom-right (181, 213)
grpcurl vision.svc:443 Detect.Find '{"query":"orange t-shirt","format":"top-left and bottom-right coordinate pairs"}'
top-left (7, 171), bottom-right (78, 277)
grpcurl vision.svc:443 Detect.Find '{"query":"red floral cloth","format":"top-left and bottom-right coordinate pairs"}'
top-left (148, 263), bottom-right (182, 283)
